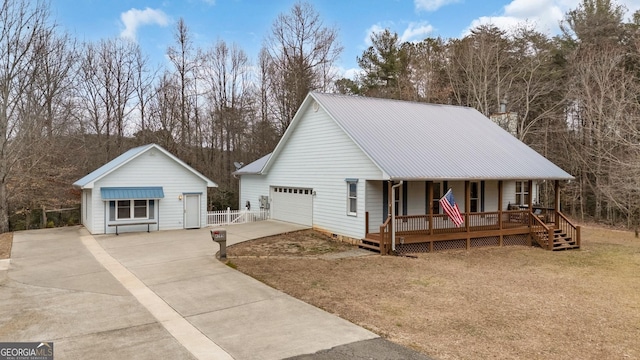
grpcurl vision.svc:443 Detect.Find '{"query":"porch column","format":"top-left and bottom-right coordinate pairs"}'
top-left (498, 180), bottom-right (503, 246)
top-left (465, 180), bottom-right (470, 249)
top-left (527, 180), bottom-right (533, 246)
top-left (427, 181), bottom-right (433, 236)
top-left (388, 181), bottom-right (393, 219)
top-left (554, 180), bottom-right (560, 225)
top-left (527, 180), bottom-right (533, 209)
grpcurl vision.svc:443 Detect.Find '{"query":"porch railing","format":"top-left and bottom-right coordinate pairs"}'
top-left (530, 213), bottom-right (553, 249)
top-left (392, 210), bottom-right (529, 235)
top-left (557, 211), bottom-right (581, 248)
top-left (379, 216), bottom-right (392, 255)
top-left (207, 208), bottom-right (270, 226)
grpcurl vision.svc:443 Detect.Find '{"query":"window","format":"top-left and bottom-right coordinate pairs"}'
top-left (516, 181), bottom-right (529, 206)
top-left (431, 182), bottom-right (442, 214)
top-left (117, 200), bottom-right (131, 219)
top-left (470, 182), bottom-right (479, 212)
top-left (111, 199), bottom-right (154, 220)
top-left (347, 180), bottom-right (358, 216)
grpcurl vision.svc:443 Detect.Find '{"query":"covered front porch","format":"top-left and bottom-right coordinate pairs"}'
top-left (362, 180), bottom-right (580, 254)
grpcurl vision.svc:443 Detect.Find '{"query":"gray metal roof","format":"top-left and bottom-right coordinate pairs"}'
top-left (73, 143), bottom-right (218, 188)
top-left (310, 92), bottom-right (573, 180)
top-left (233, 153), bottom-right (271, 175)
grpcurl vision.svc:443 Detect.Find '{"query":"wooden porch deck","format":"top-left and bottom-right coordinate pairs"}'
top-left (362, 210), bottom-right (580, 254)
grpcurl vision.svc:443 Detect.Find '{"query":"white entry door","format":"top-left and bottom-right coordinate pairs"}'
top-left (270, 187), bottom-right (313, 226)
top-left (184, 194), bottom-right (201, 229)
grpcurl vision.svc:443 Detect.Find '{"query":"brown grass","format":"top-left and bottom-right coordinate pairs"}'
top-left (229, 226), bottom-right (640, 360)
top-left (0, 232), bottom-right (12, 259)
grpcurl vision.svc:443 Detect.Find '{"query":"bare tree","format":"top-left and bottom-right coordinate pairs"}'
top-left (167, 18), bottom-right (197, 147)
top-left (77, 38), bottom-right (140, 160)
top-left (263, 1), bottom-right (342, 133)
top-left (0, 0), bottom-right (54, 232)
top-left (445, 25), bottom-right (515, 116)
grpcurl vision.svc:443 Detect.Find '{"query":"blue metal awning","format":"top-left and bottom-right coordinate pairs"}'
top-left (100, 187), bottom-right (164, 200)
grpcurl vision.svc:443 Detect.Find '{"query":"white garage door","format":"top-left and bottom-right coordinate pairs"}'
top-left (270, 186), bottom-right (313, 226)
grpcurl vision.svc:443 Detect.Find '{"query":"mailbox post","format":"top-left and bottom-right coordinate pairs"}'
top-left (210, 229), bottom-right (227, 260)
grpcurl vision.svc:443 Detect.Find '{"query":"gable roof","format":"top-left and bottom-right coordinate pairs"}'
top-left (73, 143), bottom-right (217, 188)
top-left (258, 92), bottom-right (572, 181)
top-left (233, 153), bottom-right (271, 175)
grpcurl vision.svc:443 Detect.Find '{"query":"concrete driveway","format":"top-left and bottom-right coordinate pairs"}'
top-left (0, 222), bottom-right (382, 359)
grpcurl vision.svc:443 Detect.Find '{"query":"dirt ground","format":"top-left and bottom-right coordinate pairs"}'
top-left (228, 227), bottom-right (640, 360)
top-left (0, 232), bottom-right (11, 259)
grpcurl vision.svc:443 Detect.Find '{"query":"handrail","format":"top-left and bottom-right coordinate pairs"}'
top-left (530, 213), bottom-right (552, 249)
top-left (379, 216), bottom-right (392, 255)
top-left (556, 211), bottom-right (581, 248)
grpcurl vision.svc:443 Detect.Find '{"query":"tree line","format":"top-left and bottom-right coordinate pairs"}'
top-left (0, 0), bottom-right (637, 231)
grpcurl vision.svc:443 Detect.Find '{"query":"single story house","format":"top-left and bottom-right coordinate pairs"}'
top-left (73, 143), bottom-right (217, 235)
top-left (235, 92), bottom-right (578, 253)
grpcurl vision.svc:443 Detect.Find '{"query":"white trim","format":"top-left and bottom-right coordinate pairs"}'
top-left (184, 194), bottom-right (201, 229)
top-left (347, 180), bottom-right (357, 216)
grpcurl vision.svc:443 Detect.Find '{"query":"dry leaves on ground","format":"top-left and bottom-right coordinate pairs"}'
top-left (229, 227), bottom-right (640, 360)
top-left (0, 232), bottom-right (12, 259)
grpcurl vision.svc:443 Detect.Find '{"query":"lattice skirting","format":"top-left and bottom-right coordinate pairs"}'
top-left (396, 235), bottom-right (531, 254)
top-left (503, 234), bottom-right (529, 246)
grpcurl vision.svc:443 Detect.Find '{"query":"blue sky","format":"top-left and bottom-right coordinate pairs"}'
top-left (50, 0), bottom-right (640, 77)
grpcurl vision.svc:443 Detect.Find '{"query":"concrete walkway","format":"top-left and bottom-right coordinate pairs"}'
top-left (0, 222), bottom-right (380, 359)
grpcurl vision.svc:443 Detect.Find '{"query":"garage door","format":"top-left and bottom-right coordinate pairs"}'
top-left (270, 186), bottom-right (313, 226)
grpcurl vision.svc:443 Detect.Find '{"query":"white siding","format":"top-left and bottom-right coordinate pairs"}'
top-left (407, 181), bottom-right (426, 215)
top-left (484, 181), bottom-right (499, 211)
top-left (90, 150), bottom-right (209, 234)
top-left (365, 180), bottom-right (383, 234)
top-left (240, 101), bottom-right (383, 239)
top-left (82, 189), bottom-right (93, 233)
top-left (239, 175), bottom-right (270, 211)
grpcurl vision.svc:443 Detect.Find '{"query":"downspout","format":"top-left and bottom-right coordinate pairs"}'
top-left (391, 181), bottom-right (403, 252)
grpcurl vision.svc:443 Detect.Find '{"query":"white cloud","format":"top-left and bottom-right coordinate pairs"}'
top-left (463, 0), bottom-right (640, 37)
top-left (338, 67), bottom-right (363, 80)
top-left (414, 0), bottom-right (461, 12)
top-left (364, 23), bottom-right (387, 46)
top-left (120, 8), bottom-right (169, 40)
top-left (400, 21), bottom-right (434, 42)
top-left (364, 21), bottom-right (434, 46)
top-left (462, 0), bottom-right (566, 36)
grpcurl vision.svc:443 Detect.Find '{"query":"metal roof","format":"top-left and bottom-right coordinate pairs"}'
top-left (309, 92), bottom-right (573, 180)
top-left (101, 187), bottom-right (165, 200)
top-left (73, 143), bottom-right (218, 188)
top-left (233, 153), bottom-right (271, 175)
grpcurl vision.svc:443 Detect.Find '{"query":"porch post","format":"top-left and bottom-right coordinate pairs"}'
top-left (498, 180), bottom-right (503, 246)
top-left (427, 181), bottom-right (433, 236)
top-left (465, 180), bottom-right (470, 249)
top-left (554, 180), bottom-right (560, 225)
top-left (527, 180), bottom-right (533, 209)
top-left (388, 181), bottom-right (393, 219)
top-left (527, 180), bottom-right (533, 246)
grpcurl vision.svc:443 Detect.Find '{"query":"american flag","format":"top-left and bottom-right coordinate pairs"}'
top-left (439, 188), bottom-right (464, 227)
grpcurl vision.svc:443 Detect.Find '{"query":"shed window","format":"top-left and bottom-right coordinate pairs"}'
top-left (347, 180), bottom-right (358, 216)
top-left (111, 200), bottom-right (154, 221)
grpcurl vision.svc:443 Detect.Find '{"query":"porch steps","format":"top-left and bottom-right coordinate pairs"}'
top-left (551, 228), bottom-right (579, 251)
top-left (359, 237), bottom-right (381, 253)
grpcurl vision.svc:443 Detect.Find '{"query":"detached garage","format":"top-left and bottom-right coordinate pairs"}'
top-left (73, 144), bottom-right (217, 235)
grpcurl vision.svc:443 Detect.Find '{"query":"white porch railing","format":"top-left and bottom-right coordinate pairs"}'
top-left (207, 207), bottom-right (270, 226)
